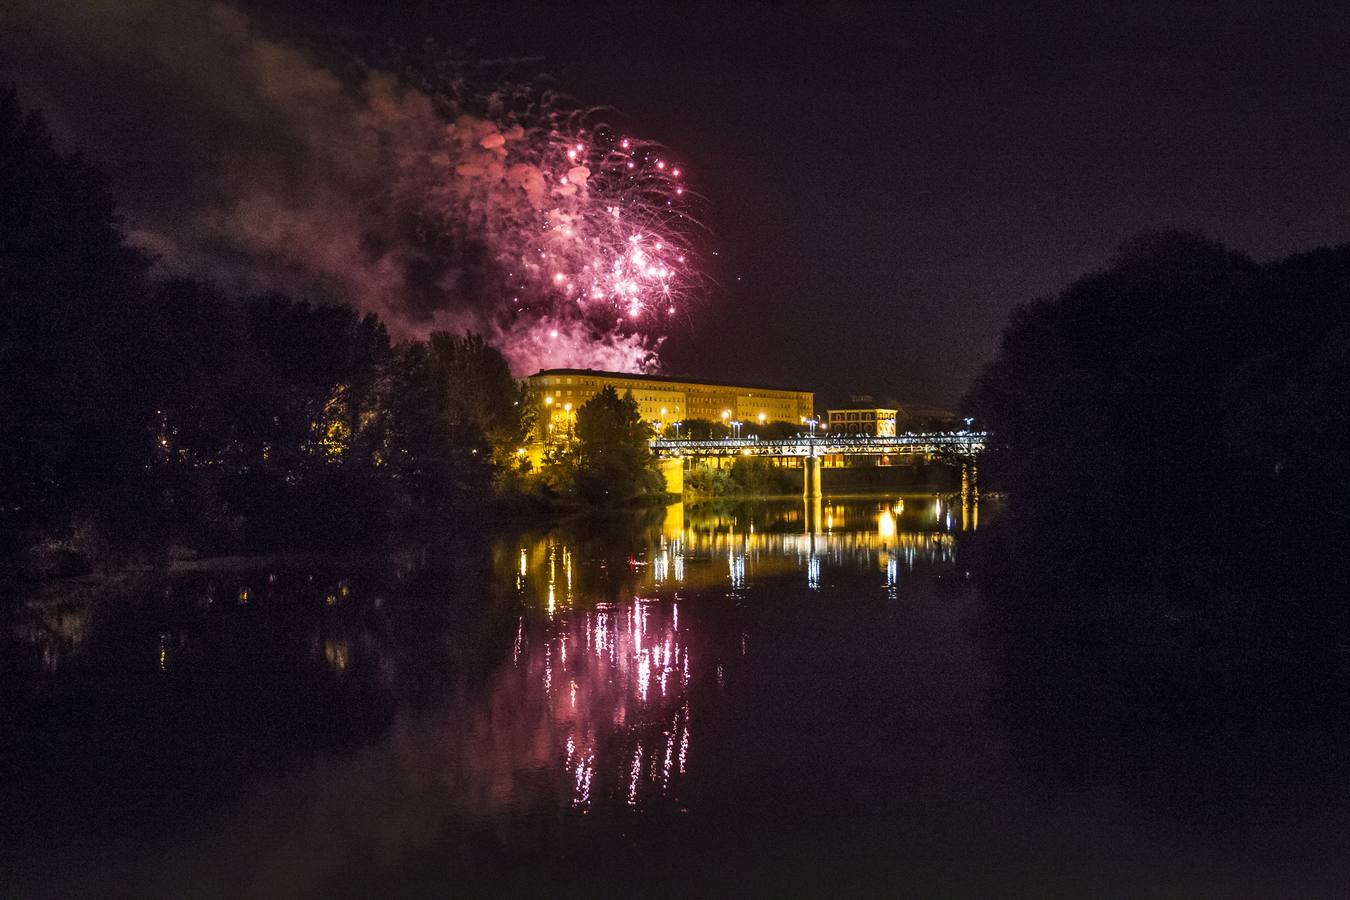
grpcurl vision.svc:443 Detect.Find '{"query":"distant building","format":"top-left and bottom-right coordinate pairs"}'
top-left (896, 404), bottom-right (959, 431)
top-left (526, 368), bottom-right (815, 437)
top-left (826, 403), bottom-right (898, 436)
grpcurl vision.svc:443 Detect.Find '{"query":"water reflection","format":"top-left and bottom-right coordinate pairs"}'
top-left (511, 598), bottom-right (693, 810)
top-left (505, 497), bottom-right (963, 602)
top-left (9, 487), bottom-right (1350, 896)
top-left (3, 496), bottom-right (977, 896)
top-left (492, 496), bottom-right (963, 816)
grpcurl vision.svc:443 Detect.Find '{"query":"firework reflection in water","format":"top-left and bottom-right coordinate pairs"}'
top-left (514, 596), bottom-right (693, 811)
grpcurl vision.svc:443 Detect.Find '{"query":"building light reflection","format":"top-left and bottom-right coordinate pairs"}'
top-left (491, 497), bottom-right (965, 815)
top-left (323, 638), bottom-right (349, 672)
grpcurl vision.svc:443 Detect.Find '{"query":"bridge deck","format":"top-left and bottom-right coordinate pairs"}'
top-left (650, 432), bottom-right (986, 458)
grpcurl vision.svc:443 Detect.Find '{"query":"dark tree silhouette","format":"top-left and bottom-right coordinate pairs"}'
top-left (571, 387), bottom-right (664, 505)
top-left (0, 90), bottom-right (521, 572)
top-left (0, 86), bottom-right (152, 561)
top-left (965, 233), bottom-right (1350, 803)
top-left (427, 332), bottom-right (532, 476)
top-left (967, 230), bottom-right (1350, 626)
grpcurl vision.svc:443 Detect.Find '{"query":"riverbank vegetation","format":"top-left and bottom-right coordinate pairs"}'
top-left (684, 458), bottom-right (801, 497)
top-left (961, 232), bottom-right (1350, 804)
top-left (1, 89), bottom-right (664, 580)
top-left (968, 231), bottom-right (1349, 624)
top-left (964, 232), bottom-right (1350, 751)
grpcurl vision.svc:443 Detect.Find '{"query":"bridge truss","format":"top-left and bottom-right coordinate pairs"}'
top-left (649, 431), bottom-right (987, 459)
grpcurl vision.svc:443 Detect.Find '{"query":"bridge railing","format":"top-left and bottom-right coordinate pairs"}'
top-left (649, 431), bottom-right (987, 457)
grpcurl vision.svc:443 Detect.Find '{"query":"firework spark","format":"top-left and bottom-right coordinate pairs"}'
top-left (405, 93), bottom-right (704, 373)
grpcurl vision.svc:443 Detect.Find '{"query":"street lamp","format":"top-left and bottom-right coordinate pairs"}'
top-left (673, 421), bottom-right (683, 439)
top-left (806, 418), bottom-right (818, 436)
top-left (731, 420), bottom-right (744, 439)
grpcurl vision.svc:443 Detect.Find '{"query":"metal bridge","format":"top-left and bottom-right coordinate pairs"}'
top-left (648, 432), bottom-right (987, 498)
top-left (650, 432), bottom-right (987, 459)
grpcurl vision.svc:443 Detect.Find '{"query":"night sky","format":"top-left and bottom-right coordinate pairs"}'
top-left (7, 1), bottom-right (1350, 407)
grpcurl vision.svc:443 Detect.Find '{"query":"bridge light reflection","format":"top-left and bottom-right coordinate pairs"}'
top-left (497, 499), bottom-right (964, 814)
top-left (878, 509), bottom-right (896, 541)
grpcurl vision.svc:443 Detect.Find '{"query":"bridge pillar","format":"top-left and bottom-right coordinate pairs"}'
top-left (804, 494), bottom-right (823, 533)
top-left (803, 455), bottom-right (822, 500)
top-left (659, 457), bottom-right (684, 496)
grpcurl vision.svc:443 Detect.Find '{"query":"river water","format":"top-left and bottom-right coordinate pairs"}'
top-left (5, 496), bottom-right (1349, 897)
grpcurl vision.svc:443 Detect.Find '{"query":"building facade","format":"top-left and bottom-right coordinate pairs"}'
top-left (826, 406), bottom-right (899, 436)
top-left (527, 368), bottom-right (815, 438)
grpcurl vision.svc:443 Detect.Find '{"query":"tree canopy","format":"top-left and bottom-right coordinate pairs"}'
top-left (571, 387), bottom-right (665, 505)
top-left (967, 230), bottom-right (1350, 620)
top-left (1, 86), bottom-right (151, 556)
top-left (0, 89), bottom-right (532, 572)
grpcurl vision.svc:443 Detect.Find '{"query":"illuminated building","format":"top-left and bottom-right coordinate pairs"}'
top-left (825, 395), bottom-right (959, 436)
top-left (528, 368), bottom-right (814, 435)
top-left (826, 403), bottom-right (898, 436)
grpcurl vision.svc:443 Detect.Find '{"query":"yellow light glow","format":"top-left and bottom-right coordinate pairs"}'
top-left (878, 510), bottom-right (896, 540)
top-left (545, 396), bottom-right (554, 405)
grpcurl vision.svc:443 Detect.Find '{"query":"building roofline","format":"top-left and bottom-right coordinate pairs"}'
top-left (528, 368), bottom-right (814, 395)
top-left (826, 404), bottom-right (900, 412)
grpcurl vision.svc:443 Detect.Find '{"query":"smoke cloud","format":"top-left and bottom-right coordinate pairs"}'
top-left (0, 1), bottom-right (690, 373)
